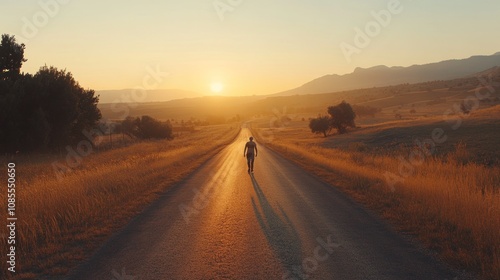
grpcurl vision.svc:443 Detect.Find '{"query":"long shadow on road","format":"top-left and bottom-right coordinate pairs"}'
top-left (249, 173), bottom-right (304, 273)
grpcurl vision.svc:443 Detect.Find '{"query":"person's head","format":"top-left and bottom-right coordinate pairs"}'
top-left (249, 137), bottom-right (254, 141)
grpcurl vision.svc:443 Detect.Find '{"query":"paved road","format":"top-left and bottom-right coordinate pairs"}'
top-left (67, 128), bottom-right (462, 280)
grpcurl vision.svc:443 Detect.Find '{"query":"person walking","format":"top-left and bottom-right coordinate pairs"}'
top-left (244, 137), bottom-right (258, 173)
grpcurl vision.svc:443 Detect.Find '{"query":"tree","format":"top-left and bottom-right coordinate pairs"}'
top-left (121, 115), bottom-right (174, 140)
top-left (0, 66), bottom-right (102, 152)
top-left (0, 34), bottom-right (26, 80)
top-left (327, 101), bottom-right (356, 134)
top-left (72, 88), bottom-right (102, 142)
top-left (33, 66), bottom-right (101, 147)
top-left (121, 116), bottom-right (138, 137)
top-left (136, 116), bottom-right (173, 139)
top-left (0, 74), bottom-right (50, 152)
top-left (0, 36), bottom-right (102, 153)
top-left (309, 115), bottom-right (331, 137)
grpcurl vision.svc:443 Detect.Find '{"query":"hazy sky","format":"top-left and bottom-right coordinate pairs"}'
top-left (2, 0), bottom-right (500, 96)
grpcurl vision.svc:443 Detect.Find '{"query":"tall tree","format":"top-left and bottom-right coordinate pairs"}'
top-left (0, 34), bottom-right (26, 80)
top-left (0, 36), bottom-right (102, 152)
top-left (327, 101), bottom-right (356, 134)
top-left (309, 115), bottom-right (331, 137)
top-left (120, 116), bottom-right (174, 140)
top-left (135, 115), bottom-right (174, 139)
top-left (72, 88), bottom-right (102, 142)
top-left (34, 66), bottom-right (102, 147)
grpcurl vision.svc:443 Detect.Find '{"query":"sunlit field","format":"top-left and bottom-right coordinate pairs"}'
top-left (0, 125), bottom-right (240, 279)
top-left (252, 106), bottom-right (500, 279)
top-left (3, 1), bottom-right (500, 279)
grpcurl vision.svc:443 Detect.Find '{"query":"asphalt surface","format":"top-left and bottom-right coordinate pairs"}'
top-left (66, 128), bottom-right (463, 280)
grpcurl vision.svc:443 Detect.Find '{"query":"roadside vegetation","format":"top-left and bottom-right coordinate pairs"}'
top-left (0, 34), bottom-right (101, 153)
top-left (254, 105), bottom-right (500, 279)
top-left (120, 115), bottom-right (174, 140)
top-left (0, 125), bottom-right (240, 279)
top-left (309, 101), bottom-right (357, 136)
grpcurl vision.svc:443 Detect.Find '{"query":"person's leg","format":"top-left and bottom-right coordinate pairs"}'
top-left (247, 156), bottom-right (251, 172)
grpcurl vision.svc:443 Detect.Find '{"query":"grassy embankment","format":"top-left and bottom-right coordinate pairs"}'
top-left (0, 124), bottom-right (240, 279)
top-left (253, 107), bottom-right (500, 279)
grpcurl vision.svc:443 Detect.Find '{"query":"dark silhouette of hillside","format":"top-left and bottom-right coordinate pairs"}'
top-left (275, 52), bottom-right (500, 96)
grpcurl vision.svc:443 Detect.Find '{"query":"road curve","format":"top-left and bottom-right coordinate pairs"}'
top-left (66, 128), bottom-right (462, 280)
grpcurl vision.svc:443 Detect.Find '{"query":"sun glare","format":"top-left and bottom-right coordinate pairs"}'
top-left (210, 82), bottom-right (224, 93)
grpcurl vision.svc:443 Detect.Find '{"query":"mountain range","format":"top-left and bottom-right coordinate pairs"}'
top-left (97, 52), bottom-right (500, 103)
top-left (274, 52), bottom-right (500, 96)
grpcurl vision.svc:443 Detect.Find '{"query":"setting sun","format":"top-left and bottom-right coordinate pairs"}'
top-left (210, 82), bottom-right (224, 93)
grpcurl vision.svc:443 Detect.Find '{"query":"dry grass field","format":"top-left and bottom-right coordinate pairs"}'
top-left (0, 124), bottom-right (240, 279)
top-left (252, 105), bottom-right (500, 279)
top-left (1, 73), bottom-right (498, 279)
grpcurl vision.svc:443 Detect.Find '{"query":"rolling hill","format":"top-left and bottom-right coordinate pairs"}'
top-left (275, 52), bottom-right (500, 96)
top-left (99, 65), bottom-right (500, 122)
top-left (98, 54), bottom-right (500, 122)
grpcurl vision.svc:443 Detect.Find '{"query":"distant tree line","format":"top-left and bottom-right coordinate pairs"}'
top-left (0, 34), bottom-right (101, 153)
top-left (309, 101), bottom-right (356, 137)
top-left (121, 116), bottom-right (173, 139)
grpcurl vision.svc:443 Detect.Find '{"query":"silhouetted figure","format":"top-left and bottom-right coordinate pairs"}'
top-left (244, 137), bottom-right (258, 173)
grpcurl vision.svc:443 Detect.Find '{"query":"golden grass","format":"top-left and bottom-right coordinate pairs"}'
top-left (257, 126), bottom-right (499, 279)
top-left (0, 125), bottom-right (240, 279)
